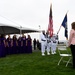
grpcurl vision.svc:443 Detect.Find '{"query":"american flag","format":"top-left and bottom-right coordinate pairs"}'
top-left (48, 4), bottom-right (53, 37)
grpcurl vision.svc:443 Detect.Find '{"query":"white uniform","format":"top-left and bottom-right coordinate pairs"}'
top-left (40, 33), bottom-right (47, 56)
top-left (51, 34), bottom-right (58, 54)
top-left (46, 34), bottom-right (51, 55)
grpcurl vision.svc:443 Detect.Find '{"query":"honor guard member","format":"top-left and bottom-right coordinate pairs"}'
top-left (51, 34), bottom-right (57, 54)
top-left (46, 31), bottom-right (51, 55)
top-left (55, 34), bottom-right (59, 45)
top-left (40, 30), bottom-right (47, 56)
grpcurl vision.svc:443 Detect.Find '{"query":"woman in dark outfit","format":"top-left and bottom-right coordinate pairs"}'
top-left (12, 35), bottom-right (18, 54)
top-left (0, 34), bottom-right (6, 57)
top-left (7, 35), bottom-right (12, 55)
top-left (21, 34), bottom-right (27, 53)
top-left (18, 36), bottom-right (22, 54)
top-left (26, 35), bottom-right (32, 53)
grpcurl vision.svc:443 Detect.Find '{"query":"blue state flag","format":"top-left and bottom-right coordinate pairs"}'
top-left (61, 14), bottom-right (68, 39)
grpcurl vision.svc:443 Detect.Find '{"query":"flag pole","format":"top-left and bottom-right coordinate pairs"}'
top-left (57, 25), bottom-right (62, 34)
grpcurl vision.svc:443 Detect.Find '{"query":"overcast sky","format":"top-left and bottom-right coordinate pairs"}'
top-left (0, 0), bottom-right (75, 40)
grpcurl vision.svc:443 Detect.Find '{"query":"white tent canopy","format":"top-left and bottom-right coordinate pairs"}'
top-left (0, 23), bottom-right (40, 35)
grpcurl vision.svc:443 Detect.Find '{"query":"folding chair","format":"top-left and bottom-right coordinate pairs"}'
top-left (57, 44), bottom-right (72, 67)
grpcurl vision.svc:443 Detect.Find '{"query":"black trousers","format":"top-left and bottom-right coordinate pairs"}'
top-left (34, 44), bottom-right (36, 50)
top-left (70, 44), bottom-right (75, 68)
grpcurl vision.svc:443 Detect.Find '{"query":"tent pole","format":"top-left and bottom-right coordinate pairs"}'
top-left (20, 26), bottom-right (22, 37)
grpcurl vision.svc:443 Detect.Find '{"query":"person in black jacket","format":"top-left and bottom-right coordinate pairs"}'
top-left (36, 39), bottom-right (41, 50)
top-left (33, 38), bottom-right (36, 50)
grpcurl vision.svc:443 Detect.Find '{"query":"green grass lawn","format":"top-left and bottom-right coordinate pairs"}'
top-left (0, 49), bottom-right (74, 75)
